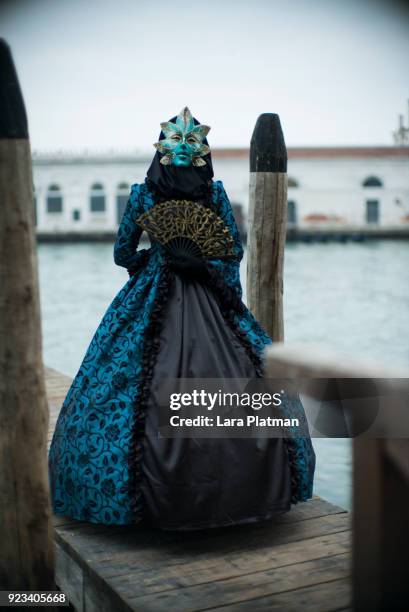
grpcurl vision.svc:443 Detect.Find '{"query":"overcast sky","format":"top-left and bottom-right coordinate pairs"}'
top-left (2, 0), bottom-right (409, 152)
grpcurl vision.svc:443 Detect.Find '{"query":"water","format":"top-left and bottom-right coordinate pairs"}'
top-left (38, 240), bottom-right (409, 511)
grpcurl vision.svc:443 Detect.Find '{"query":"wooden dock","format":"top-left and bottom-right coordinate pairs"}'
top-left (46, 366), bottom-right (352, 612)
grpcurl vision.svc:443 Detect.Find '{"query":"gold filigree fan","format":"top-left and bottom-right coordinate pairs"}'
top-left (135, 200), bottom-right (236, 261)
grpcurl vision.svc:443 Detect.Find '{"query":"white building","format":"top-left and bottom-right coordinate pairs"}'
top-left (32, 147), bottom-right (409, 238)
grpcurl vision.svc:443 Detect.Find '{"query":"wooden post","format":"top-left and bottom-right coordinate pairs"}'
top-left (247, 113), bottom-right (287, 342)
top-left (353, 438), bottom-right (409, 611)
top-left (0, 40), bottom-right (54, 589)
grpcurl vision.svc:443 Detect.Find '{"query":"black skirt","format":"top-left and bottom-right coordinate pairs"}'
top-left (141, 273), bottom-right (292, 530)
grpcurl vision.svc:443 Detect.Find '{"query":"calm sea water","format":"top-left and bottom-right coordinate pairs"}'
top-left (38, 240), bottom-right (409, 511)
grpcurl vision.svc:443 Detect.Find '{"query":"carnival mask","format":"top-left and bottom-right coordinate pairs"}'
top-left (153, 107), bottom-right (211, 167)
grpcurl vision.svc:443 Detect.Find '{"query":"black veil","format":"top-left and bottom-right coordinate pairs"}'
top-left (145, 114), bottom-right (214, 204)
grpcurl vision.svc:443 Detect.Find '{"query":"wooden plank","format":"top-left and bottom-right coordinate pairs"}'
top-left (54, 542), bottom-right (84, 612)
top-left (208, 578), bottom-right (351, 612)
top-left (99, 530), bottom-right (350, 590)
top-left (50, 497), bottom-right (345, 541)
top-left (50, 513), bottom-right (349, 609)
top-left (52, 497), bottom-right (347, 543)
top-left (123, 553), bottom-right (350, 611)
top-left (45, 365), bottom-right (71, 452)
top-left (44, 367), bottom-right (72, 403)
top-left (54, 512), bottom-right (350, 575)
top-left (52, 503), bottom-right (350, 610)
top-left (83, 578), bottom-right (131, 612)
top-left (275, 497), bottom-right (346, 523)
top-left (51, 496), bottom-right (344, 535)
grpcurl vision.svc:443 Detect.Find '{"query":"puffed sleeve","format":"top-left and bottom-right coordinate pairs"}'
top-left (113, 183), bottom-right (146, 272)
top-left (205, 180), bottom-right (244, 300)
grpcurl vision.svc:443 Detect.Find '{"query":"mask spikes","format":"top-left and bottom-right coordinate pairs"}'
top-left (198, 144), bottom-right (210, 156)
top-left (160, 154), bottom-right (173, 165)
top-left (190, 124), bottom-right (211, 139)
top-left (154, 141), bottom-right (170, 154)
top-left (176, 106), bottom-right (195, 133)
top-left (192, 157), bottom-right (206, 167)
top-left (160, 121), bottom-right (180, 137)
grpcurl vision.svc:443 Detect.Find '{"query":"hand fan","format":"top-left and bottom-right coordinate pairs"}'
top-left (135, 200), bottom-right (236, 261)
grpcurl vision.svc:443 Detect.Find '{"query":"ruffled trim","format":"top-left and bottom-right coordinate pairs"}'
top-left (127, 262), bottom-right (174, 521)
top-left (204, 266), bottom-right (302, 504)
top-left (283, 437), bottom-right (302, 504)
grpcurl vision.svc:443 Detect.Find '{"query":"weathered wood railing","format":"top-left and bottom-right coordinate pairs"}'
top-left (264, 343), bottom-right (409, 612)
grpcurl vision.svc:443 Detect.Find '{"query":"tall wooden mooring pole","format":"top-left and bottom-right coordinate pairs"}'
top-left (0, 40), bottom-right (54, 589)
top-left (247, 113), bottom-right (288, 342)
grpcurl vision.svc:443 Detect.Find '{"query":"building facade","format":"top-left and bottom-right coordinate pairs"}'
top-left (32, 147), bottom-right (409, 239)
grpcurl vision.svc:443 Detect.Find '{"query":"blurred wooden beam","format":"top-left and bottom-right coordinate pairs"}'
top-left (263, 342), bottom-right (409, 610)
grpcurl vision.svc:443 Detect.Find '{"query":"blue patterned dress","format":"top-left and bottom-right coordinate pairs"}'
top-left (48, 179), bottom-right (315, 526)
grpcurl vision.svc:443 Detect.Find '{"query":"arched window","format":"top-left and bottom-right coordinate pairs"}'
top-left (90, 183), bottom-right (106, 212)
top-left (363, 176), bottom-right (383, 188)
top-left (46, 184), bottom-right (63, 213)
top-left (288, 177), bottom-right (299, 188)
top-left (116, 182), bottom-right (129, 224)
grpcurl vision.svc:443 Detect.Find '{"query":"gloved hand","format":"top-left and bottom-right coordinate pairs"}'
top-left (167, 253), bottom-right (209, 281)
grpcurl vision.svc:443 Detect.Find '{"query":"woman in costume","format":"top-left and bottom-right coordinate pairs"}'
top-left (48, 108), bottom-right (315, 528)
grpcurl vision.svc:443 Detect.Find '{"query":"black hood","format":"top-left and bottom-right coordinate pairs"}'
top-left (145, 114), bottom-right (214, 201)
